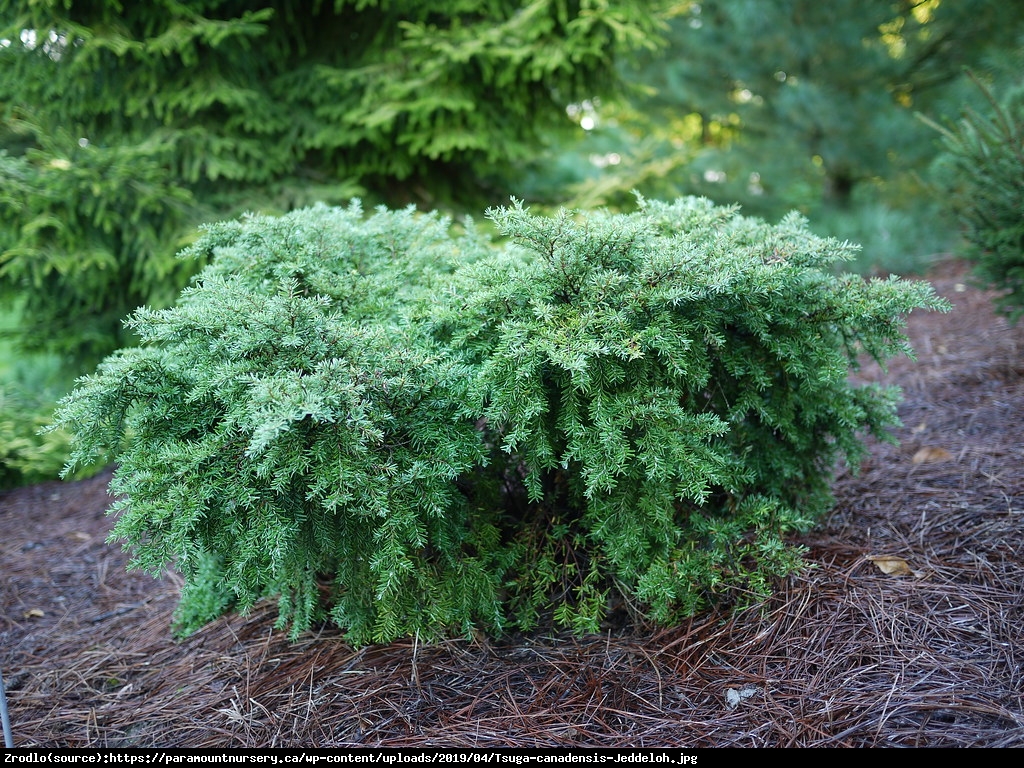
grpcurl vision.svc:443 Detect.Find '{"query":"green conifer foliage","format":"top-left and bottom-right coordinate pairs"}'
top-left (926, 74), bottom-right (1024, 322)
top-left (53, 199), bottom-right (947, 643)
top-left (0, 0), bottom-right (664, 365)
top-left (0, 136), bottom-right (201, 362)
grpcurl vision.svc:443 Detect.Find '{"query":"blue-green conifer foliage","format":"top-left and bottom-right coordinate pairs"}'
top-left (53, 199), bottom-right (947, 643)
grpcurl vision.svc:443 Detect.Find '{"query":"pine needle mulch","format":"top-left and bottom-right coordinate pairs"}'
top-left (2, 258), bottom-right (1022, 748)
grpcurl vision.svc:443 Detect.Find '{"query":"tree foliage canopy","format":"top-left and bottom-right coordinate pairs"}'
top-left (927, 73), bottom-right (1024, 322)
top-left (544, 0), bottom-right (1024, 219)
top-left (0, 0), bottom-right (665, 363)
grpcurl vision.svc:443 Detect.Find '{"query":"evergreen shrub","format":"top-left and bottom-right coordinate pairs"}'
top-left (926, 73), bottom-right (1024, 321)
top-left (53, 198), bottom-right (947, 644)
top-left (0, 343), bottom-right (91, 488)
top-left (0, 383), bottom-right (74, 487)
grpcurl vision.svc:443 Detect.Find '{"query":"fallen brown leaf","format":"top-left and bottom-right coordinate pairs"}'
top-left (912, 446), bottom-right (953, 464)
top-left (866, 555), bottom-right (925, 578)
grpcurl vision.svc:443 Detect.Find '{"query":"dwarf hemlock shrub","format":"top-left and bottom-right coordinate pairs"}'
top-left (53, 198), bottom-right (947, 644)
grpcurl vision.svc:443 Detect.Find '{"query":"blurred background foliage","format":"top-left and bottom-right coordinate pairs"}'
top-left (523, 0), bottom-right (1023, 274)
top-left (0, 0), bottom-right (665, 366)
top-left (924, 70), bottom-right (1024, 322)
top-left (1, 0), bottom-right (1022, 487)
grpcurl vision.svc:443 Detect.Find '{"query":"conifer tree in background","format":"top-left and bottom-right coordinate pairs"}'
top-left (541, 0), bottom-right (1023, 236)
top-left (0, 0), bottom-right (665, 366)
top-left (926, 72), bottom-right (1024, 322)
top-left (661, 0), bottom-right (1021, 211)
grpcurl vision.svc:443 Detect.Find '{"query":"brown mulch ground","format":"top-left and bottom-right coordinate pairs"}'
top-left (2, 258), bottom-right (1022, 748)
